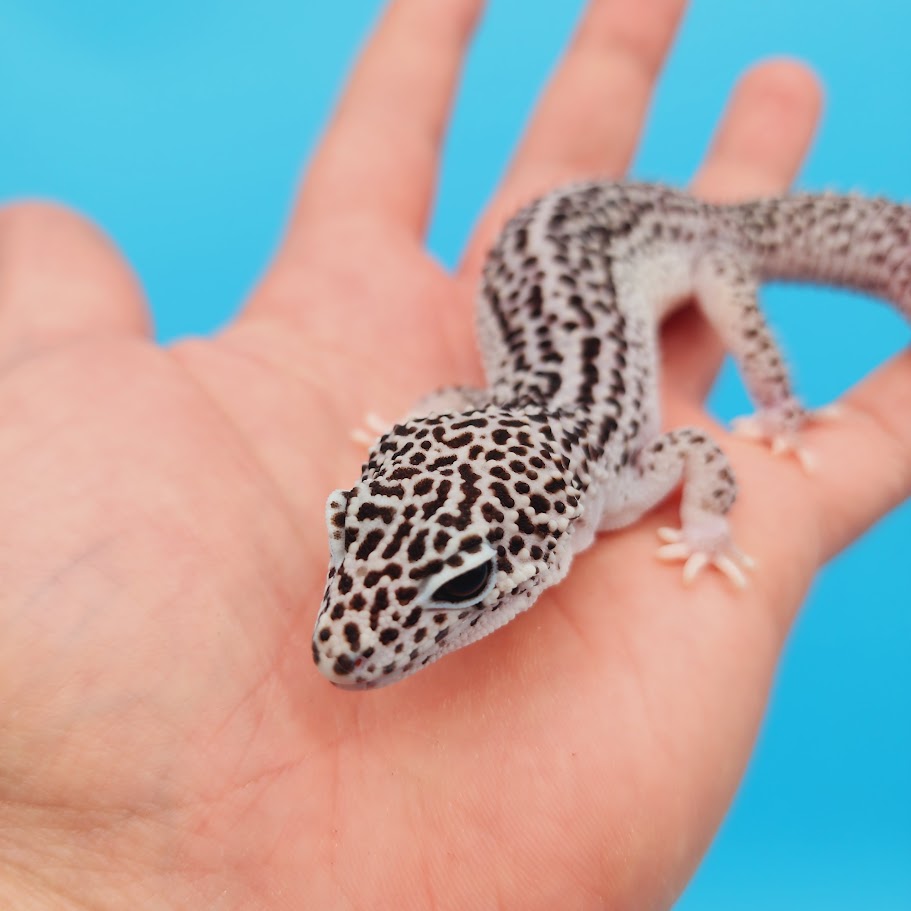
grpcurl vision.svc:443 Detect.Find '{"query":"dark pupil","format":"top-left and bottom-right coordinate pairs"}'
top-left (433, 562), bottom-right (492, 604)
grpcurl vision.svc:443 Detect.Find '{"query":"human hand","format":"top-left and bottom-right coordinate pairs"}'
top-left (0, 1), bottom-right (907, 908)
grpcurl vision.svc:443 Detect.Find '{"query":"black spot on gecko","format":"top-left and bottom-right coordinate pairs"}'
top-left (403, 606), bottom-right (423, 628)
top-left (568, 294), bottom-right (595, 329)
top-left (427, 455), bottom-right (459, 471)
top-left (432, 427), bottom-right (473, 449)
top-left (356, 529), bottom-right (385, 561)
top-left (364, 571), bottom-right (382, 588)
top-left (381, 521), bottom-right (413, 560)
top-left (390, 466), bottom-right (422, 480)
top-left (369, 588), bottom-right (389, 630)
top-left (407, 529), bottom-right (429, 562)
top-left (422, 479), bottom-right (452, 519)
top-left (343, 623), bottom-right (361, 651)
top-left (517, 511), bottom-right (536, 535)
top-left (357, 503), bottom-right (395, 524)
top-left (409, 559), bottom-right (445, 581)
top-left (451, 417), bottom-right (489, 429)
top-left (369, 481), bottom-right (405, 499)
top-left (396, 586), bottom-right (418, 605)
top-left (481, 502), bottom-right (504, 523)
top-left (491, 481), bottom-right (515, 509)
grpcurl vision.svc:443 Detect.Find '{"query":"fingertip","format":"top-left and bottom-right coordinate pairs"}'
top-left (693, 57), bottom-right (825, 202)
top-left (741, 56), bottom-right (825, 126)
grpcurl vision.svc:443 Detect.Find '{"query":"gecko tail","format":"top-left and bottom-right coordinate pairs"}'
top-left (730, 193), bottom-right (911, 319)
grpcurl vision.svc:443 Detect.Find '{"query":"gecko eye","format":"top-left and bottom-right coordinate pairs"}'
top-left (431, 560), bottom-right (495, 606)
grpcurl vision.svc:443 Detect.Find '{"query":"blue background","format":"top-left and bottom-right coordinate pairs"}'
top-left (0, 1), bottom-right (907, 906)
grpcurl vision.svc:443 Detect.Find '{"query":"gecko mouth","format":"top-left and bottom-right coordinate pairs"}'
top-left (327, 667), bottom-right (394, 691)
top-left (315, 648), bottom-right (402, 691)
top-left (333, 678), bottom-right (381, 691)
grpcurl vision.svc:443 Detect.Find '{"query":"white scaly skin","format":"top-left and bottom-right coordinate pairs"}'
top-left (313, 180), bottom-right (911, 690)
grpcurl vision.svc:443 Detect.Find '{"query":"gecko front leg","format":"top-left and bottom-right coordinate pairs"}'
top-left (350, 386), bottom-right (493, 448)
top-left (599, 428), bottom-right (753, 587)
top-left (407, 385), bottom-right (493, 418)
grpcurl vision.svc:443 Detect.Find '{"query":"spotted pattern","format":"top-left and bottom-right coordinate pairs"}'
top-left (314, 181), bottom-right (911, 689)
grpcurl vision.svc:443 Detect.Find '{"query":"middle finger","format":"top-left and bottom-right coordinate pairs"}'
top-left (460, 0), bottom-right (688, 278)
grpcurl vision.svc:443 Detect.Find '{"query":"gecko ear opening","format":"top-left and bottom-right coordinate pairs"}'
top-left (325, 489), bottom-right (350, 566)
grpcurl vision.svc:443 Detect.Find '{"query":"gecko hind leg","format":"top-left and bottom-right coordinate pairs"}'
top-left (730, 403), bottom-right (842, 473)
top-left (693, 248), bottom-right (835, 473)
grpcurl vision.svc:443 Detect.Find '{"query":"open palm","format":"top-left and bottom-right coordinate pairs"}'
top-left (1, 1), bottom-right (908, 908)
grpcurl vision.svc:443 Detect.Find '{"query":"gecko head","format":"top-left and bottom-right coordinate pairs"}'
top-left (312, 408), bottom-right (583, 689)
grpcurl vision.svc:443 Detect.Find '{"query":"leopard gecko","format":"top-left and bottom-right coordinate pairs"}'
top-left (312, 181), bottom-right (910, 689)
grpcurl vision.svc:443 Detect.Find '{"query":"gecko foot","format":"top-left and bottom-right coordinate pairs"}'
top-left (656, 525), bottom-right (756, 589)
top-left (349, 412), bottom-right (391, 448)
top-left (730, 401), bottom-right (841, 474)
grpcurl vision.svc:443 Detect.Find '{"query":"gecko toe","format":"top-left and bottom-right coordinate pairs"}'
top-left (682, 552), bottom-right (709, 584)
top-left (350, 411), bottom-right (392, 449)
top-left (713, 553), bottom-right (749, 589)
top-left (657, 541), bottom-right (692, 561)
top-left (655, 525), bottom-right (754, 589)
top-left (732, 402), bottom-right (835, 475)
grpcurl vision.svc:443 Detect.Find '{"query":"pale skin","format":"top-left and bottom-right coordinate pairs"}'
top-left (0, 1), bottom-right (908, 908)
